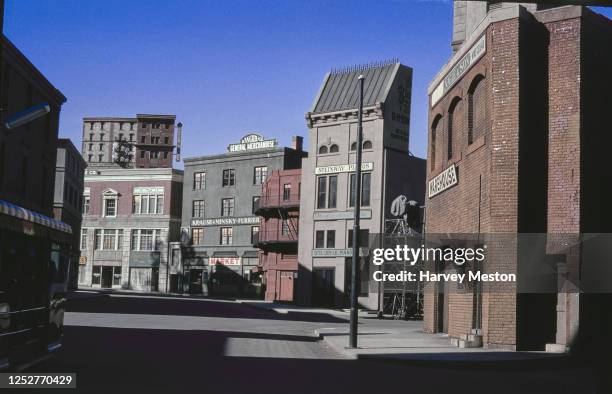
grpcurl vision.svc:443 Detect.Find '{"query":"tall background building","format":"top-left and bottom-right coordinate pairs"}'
top-left (297, 61), bottom-right (426, 309)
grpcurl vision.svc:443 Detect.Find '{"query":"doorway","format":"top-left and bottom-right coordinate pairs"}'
top-left (189, 269), bottom-right (203, 294)
top-left (101, 266), bottom-right (113, 288)
top-left (312, 268), bottom-right (335, 307)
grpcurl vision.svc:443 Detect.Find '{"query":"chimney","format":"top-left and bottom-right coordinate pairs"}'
top-left (292, 135), bottom-right (303, 152)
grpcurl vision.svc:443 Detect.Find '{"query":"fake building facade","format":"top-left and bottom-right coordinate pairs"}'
top-left (425, 2), bottom-right (612, 351)
top-left (297, 61), bottom-right (426, 310)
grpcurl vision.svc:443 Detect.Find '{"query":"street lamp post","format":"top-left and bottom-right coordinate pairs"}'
top-left (349, 74), bottom-right (364, 348)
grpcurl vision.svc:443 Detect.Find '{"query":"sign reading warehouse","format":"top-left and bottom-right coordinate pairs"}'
top-left (428, 164), bottom-right (458, 198)
top-left (431, 35), bottom-right (486, 107)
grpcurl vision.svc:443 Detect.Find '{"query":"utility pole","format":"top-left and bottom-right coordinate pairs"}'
top-left (349, 75), bottom-right (364, 348)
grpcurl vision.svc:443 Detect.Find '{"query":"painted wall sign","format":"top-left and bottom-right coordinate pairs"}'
top-left (428, 164), bottom-right (458, 198)
top-left (315, 162), bottom-right (374, 175)
top-left (133, 186), bottom-right (164, 194)
top-left (312, 248), bottom-right (369, 258)
top-left (191, 216), bottom-right (260, 227)
top-left (313, 210), bottom-right (372, 221)
top-left (228, 133), bottom-right (277, 152)
top-left (210, 257), bottom-right (241, 266)
top-left (431, 35), bottom-right (486, 107)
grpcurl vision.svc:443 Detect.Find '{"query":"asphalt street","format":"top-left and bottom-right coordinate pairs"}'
top-left (19, 293), bottom-right (598, 394)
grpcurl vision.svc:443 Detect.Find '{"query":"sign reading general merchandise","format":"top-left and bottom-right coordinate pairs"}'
top-left (428, 164), bottom-right (458, 198)
top-left (191, 216), bottom-right (260, 227)
top-left (431, 35), bottom-right (486, 107)
top-left (315, 162), bottom-right (374, 175)
top-left (228, 133), bottom-right (277, 152)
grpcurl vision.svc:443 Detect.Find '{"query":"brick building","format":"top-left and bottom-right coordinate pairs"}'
top-left (53, 138), bottom-right (87, 290)
top-left (81, 114), bottom-right (176, 169)
top-left (79, 167), bottom-right (184, 291)
top-left (425, 2), bottom-right (612, 351)
top-left (254, 167), bottom-right (302, 302)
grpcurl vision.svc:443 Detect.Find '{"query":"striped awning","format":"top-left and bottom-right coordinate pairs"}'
top-left (0, 199), bottom-right (72, 234)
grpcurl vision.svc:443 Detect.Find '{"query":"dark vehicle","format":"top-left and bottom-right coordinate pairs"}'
top-left (0, 201), bottom-right (72, 371)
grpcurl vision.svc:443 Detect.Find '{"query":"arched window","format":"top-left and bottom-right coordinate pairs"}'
top-left (448, 97), bottom-right (462, 160)
top-left (362, 140), bottom-right (372, 150)
top-left (329, 144), bottom-right (339, 153)
top-left (318, 145), bottom-right (328, 154)
top-left (350, 142), bottom-right (357, 151)
top-left (431, 114), bottom-right (443, 171)
top-left (468, 75), bottom-right (486, 145)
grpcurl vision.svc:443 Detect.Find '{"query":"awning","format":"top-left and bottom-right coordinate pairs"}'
top-left (0, 199), bottom-right (72, 234)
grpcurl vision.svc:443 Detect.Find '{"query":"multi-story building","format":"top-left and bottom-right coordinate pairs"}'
top-left (297, 61), bottom-right (426, 309)
top-left (180, 134), bottom-right (306, 296)
top-left (254, 168), bottom-right (301, 302)
top-left (79, 167), bottom-right (184, 292)
top-left (53, 138), bottom-right (87, 290)
top-left (81, 114), bottom-right (175, 169)
top-left (425, 2), bottom-right (612, 351)
top-left (0, 34), bottom-right (71, 367)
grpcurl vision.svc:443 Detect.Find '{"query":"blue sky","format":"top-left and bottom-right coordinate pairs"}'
top-left (4, 1), bottom-right (612, 163)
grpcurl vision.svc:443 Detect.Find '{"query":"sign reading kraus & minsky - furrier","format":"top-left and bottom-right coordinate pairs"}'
top-left (191, 216), bottom-right (260, 227)
top-left (428, 164), bottom-right (458, 198)
top-left (228, 133), bottom-right (277, 152)
top-left (431, 34), bottom-right (486, 107)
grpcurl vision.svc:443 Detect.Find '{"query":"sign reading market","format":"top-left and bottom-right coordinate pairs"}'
top-left (428, 164), bottom-right (458, 198)
top-left (228, 133), bottom-right (277, 152)
top-left (191, 216), bottom-right (260, 227)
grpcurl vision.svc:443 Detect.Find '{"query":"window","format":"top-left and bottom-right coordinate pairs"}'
top-left (283, 184), bottom-right (291, 201)
top-left (163, 151), bottom-right (168, 159)
top-left (118, 133), bottom-right (123, 141)
top-left (350, 142), bottom-right (357, 151)
top-left (98, 154), bottom-right (103, 162)
top-left (104, 198), bottom-right (117, 217)
top-left (281, 219), bottom-right (289, 236)
top-left (223, 169), bottom-right (235, 187)
top-left (431, 115), bottom-right (442, 171)
top-left (92, 266), bottom-right (101, 285)
top-left (140, 150), bottom-right (145, 159)
top-left (315, 230), bottom-right (335, 248)
top-left (192, 200), bottom-right (205, 217)
top-left (349, 173), bottom-right (372, 207)
top-left (221, 198), bottom-right (234, 216)
top-left (193, 172), bottom-right (206, 190)
top-left (129, 133), bottom-right (134, 141)
top-left (317, 176), bottom-right (327, 209)
top-left (315, 230), bottom-right (325, 248)
top-left (80, 228), bottom-right (88, 250)
top-left (191, 228), bottom-right (204, 245)
top-left (326, 230), bottom-right (335, 248)
top-left (328, 175), bottom-right (337, 209)
top-left (252, 196), bottom-right (260, 213)
top-left (468, 75), bottom-right (486, 145)
top-left (318, 146), bottom-right (328, 154)
top-left (94, 229), bottom-right (123, 250)
top-left (220, 227), bottom-right (233, 245)
top-left (362, 140), bottom-right (372, 150)
top-left (329, 144), bottom-right (339, 153)
top-left (133, 194), bottom-right (164, 214)
top-left (88, 143), bottom-right (93, 151)
top-left (113, 267), bottom-right (122, 286)
top-left (100, 133), bottom-right (104, 141)
top-left (164, 137), bottom-right (169, 144)
top-left (82, 195), bottom-right (90, 214)
top-left (141, 136), bottom-right (146, 143)
top-left (253, 166), bottom-right (268, 185)
top-left (131, 229), bottom-right (161, 251)
top-left (251, 226), bottom-right (260, 244)
top-left (88, 154), bottom-right (92, 162)
top-left (448, 97), bottom-right (462, 160)
top-left (348, 229), bottom-right (370, 248)
top-left (89, 133), bottom-right (94, 140)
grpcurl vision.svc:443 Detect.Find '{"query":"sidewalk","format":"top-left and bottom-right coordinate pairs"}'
top-left (243, 301), bottom-right (566, 363)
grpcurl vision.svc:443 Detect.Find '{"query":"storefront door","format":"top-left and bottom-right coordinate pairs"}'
top-left (312, 268), bottom-right (335, 307)
top-left (101, 266), bottom-right (113, 288)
